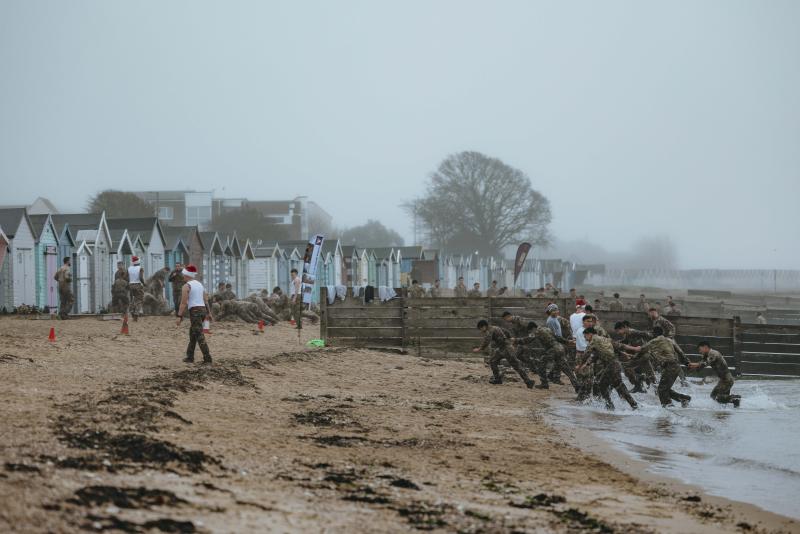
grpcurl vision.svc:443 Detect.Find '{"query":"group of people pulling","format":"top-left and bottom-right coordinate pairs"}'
top-left (473, 302), bottom-right (741, 410)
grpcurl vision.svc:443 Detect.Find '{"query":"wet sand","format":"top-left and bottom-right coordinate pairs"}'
top-left (1, 316), bottom-right (797, 533)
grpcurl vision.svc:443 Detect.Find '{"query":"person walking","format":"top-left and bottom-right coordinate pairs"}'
top-left (128, 256), bottom-right (145, 321)
top-left (176, 264), bottom-right (212, 364)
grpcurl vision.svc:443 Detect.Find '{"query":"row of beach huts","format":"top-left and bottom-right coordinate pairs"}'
top-left (0, 207), bottom-right (588, 314)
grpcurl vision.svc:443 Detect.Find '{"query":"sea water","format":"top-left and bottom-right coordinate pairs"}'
top-left (549, 379), bottom-right (800, 519)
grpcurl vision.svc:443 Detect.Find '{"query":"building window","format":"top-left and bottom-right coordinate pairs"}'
top-left (158, 206), bottom-right (174, 220)
top-left (186, 206), bottom-right (212, 227)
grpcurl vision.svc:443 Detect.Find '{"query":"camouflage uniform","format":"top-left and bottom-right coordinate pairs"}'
top-left (608, 298), bottom-right (625, 312)
top-left (486, 286), bottom-right (499, 297)
top-left (584, 336), bottom-right (638, 409)
top-left (454, 283), bottom-right (468, 298)
top-left (55, 265), bottom-right (73, 319)
top-left (409, 285), bottom-right (426, 298)
top-left (502, 316), bottom-right (535, 369)
top-left (168, 268), bottom-right (185, 310)
top-left (186, 307), bottom-right (212, 363)
top-left (636, 299), bottom-right (650, 313)
top-left (618, 328), bottom-right (655, 390)
top-left (699, 349), bottom-right (737, 404)
top-left (517, 327), bottom-right (578, 390)
top-left (111, 278), bottom-right (130, 313)
top-left (478, 325), bottom-right (533, 388)
top-left (650, 315), bottom-right (676, 338)
top-left (428, 286), bottom-right (442, 298)
top-left (467, 288), bottom-right (482, 298)
top-left (636, 336), bottom-right (691, 407)
top-left (222, 288), bottom-right (237, 301)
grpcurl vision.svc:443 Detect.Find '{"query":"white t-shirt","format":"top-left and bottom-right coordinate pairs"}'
top-left (575, 326), bottom-right (588, 351)
top-left (289, 276), bottom-right (302, 300)
top-left (128, 266), bottom-right (143, 284)
top-left (186, 279), bottom-right (206, 308)
top-left (569, 312), bottom-right (585, 336)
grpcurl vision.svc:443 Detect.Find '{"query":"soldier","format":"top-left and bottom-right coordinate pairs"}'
top-left (573, 314), bottom-right (595, 400)
top-left (608, 292), bottom-right (625, 312)
top-left (501, 311), bottom-right (534, 369)
top-left (54, 257), bottom-right (74, 319)
top-left (127, 256), bottom-right (145, 321)
top-left (648, 308), bottom-right (676, 338)
top-left (409, 279), bottom-right (426, 298)
top-left (626, 327), bottom-right (691, 407)
top-left (585, 314), bottom-right (609, 338)
top-left (223, 283), bottom-right (237, 301)
top-left (111, 276), bottom-right (130, 313)
top-left (666, 301), bottom-right (682, 316)
top-left (578, 327), bottom-right (638, 410)
top-left (614, 321), bottom-right (654, 392)
top-left (486, 280), bottom-right (500, 297)
top-left (544, 304), bottom-right (563, 338)
top-left (168, 262), bottom-right (186, 313)
top-left (114, 261), bottom-right (129, 282)
top-left (593, 298), bottom-right (607, 312)
top-left (467, 282), bottom-right (482, 298)
top-left (289, 268), bottom-right (303, 329)
top-left (516, 321), bottom-right (578, 391)
top-left (472, 320), bottom-right (534, 388)
top-left (428, 279), bottom-right (442, 298)
top-left (689, 341), bottom-right (740, 407)
top-left (568, 288), bottom-right (577, 300)
top-left (636, 294), bottom-right (650, 313)
top-left (176, 264), bottom-right (212, 364)
top-left (756, 312), bottom-right (767, 325)
top-left (454, 277), bottom-right (468, 298)
top-left (534, 287), bottom-right (547, 298)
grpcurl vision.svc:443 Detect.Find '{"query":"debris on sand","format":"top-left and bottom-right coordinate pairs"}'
top-left (4, 462), bottom-right (40, 473)
top-left (82, 514), bottom-right (197, 533)
top-left (510, 493), bottom-right (567, 509)
top-left (68, 485), bottom-right (188, 509)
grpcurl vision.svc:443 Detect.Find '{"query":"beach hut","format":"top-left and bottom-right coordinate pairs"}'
top-left (199, 232), bottom-right (225, 290)
top-left (276, 246), bottom-right (291, 293)
top-left (107, 217), bottom-right (167, 278)
top-left (52, 213), bottom-right (113, 313)
top-left (341, 245), bottom-right (359, 287)
top-left (0, 208), bottom-right (37, 309)
top-left (163, 226), bottom-right (204, 278)
top-left (109, 228), bottom-right (135, 279)
top-left (365, 249), bottom-right (377, 287)
top-left (28, 214), bottom-right (60, 310)
top-left (0, 225), bottom-right (10, 309)
top-left (248, 242), bottom-right (280, 294)
top-left (73, 240), bottom-right (94, 313)
top-left (239, 239), bottom-right (254, 296)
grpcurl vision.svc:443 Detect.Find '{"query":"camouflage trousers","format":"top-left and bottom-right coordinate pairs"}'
top-left (711, 373), bottom-right (736, 404)
top-left (489, 347), bottom-right (533, 387)
top-left (594, 361), bottom-right (637, 410)
top-left (186, 308), bottom-right (212, 362)
top-left (575, 351), bottom-right (594, 401)
top-left (172, 290), bottom-right (182, 311)
top-left (111, 292), bottom-right (129, 314)
top-left (58, 287), bottom-right (73, 319)
top-left (129, 284), bottom-right (144, 317)
top-left (538, 345), bottom-right (578, 390)
top-left (657, 362), bottom-right (691, 406)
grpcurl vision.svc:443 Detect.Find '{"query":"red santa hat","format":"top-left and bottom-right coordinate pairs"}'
top-left (131, 256), bottom-right (140, 265)
top-left (575, 298), bottom-right (587, 306)
top-left (182, 264), bottom-right (198, 278)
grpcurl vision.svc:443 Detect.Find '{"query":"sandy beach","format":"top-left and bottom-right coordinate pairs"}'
top-left (1, 316), bottom-right (797, 533)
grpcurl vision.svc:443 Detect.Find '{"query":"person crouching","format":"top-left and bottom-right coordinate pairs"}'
top-left (176, 265), bottom-right (213, 364)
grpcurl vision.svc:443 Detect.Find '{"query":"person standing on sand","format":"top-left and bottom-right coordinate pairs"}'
top-left (55, 257), bottom-right (73, 319)
top-left (168, 262), bottom-right (185, 313)
top-left (176, 264), bottom-right (212, 364)
top-left (128, 256), bottom-right (145, 321)
top-left (289, 268), bottom-right (303, 329)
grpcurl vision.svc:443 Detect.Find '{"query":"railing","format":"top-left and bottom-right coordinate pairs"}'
top-left (320, 289), bottom-right (800, 378)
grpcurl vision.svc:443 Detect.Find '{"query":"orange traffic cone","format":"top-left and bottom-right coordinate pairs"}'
top-left (48, 327), bottom-right (56, 342)
top-left (258, 320), bottom-right (265, 333)
top-left (121, 314), bottom-right (130, 335)
top-left (203, 317), bottom-right (211, 334)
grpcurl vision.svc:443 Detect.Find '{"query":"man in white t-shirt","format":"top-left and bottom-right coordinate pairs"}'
top-left (569, 303), bottom-right (586, 336)
top-left (128, 256), bottom-right (145, 321)
top-left (574, 314), bottom-right (594, 400)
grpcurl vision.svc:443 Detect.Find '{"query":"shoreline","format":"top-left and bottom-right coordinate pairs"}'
top-left (546, 395), bottom-right (800, 533)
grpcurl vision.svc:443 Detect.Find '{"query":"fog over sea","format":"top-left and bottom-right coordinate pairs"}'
top-left (550, 379), bottom-right (800, 519)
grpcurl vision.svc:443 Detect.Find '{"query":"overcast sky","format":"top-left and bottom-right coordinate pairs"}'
top-left (1, 1), bottom-right (798, 269)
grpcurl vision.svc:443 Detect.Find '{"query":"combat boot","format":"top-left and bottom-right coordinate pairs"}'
top-left (182, 356), bottom-right (194, 363)
top-left (525, 379), bottom-right (535, 389)
top-left (489, 376), bottom-right (503, 385)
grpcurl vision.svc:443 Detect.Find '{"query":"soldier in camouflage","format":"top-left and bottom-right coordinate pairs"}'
top-left (55, 257), bottom-right (74, 319)
top-left (689, 341), bottom-right (740, 407)
top-left (578, 327), bottom-right (638, 410)
top-left (467, 282), bottom-right (482, 298)
top-left (626, 327), bottom-right (691, 407)
top-left (168, 262), bottom-right (186, 313)
top-left (454, 277), bottom-right (468, 298)
top-left (648, 308), bottom-right (676, 338)
top-left (486, 280), bottom-right (500, 297)
top-left (636, 294), bottom-right (650, 313)
top-left (409, 279), bottom-right (426, 299)
top-left (428, 279), bottom-right (442, 298)
top-left (608, 293), bottom-right (625, 312)
top-left (613, 321), bottom-right (655, 392)
top-left (515, 321), bottom-right (578, 391)
top-left (501, 311), bottom-right (535, 370)
top-left (473, 320), bottom-right (534, 388)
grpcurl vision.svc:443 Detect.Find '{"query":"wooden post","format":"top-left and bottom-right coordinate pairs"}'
top-left (320, 287), bottom-right (329, 346)
top-left (400, 297), bottom-right (408, 354)
top-left (732, 315), bottom-right (743, 376)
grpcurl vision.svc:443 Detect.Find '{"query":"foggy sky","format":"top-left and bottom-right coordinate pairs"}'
top-left (1, 1), bottom-right (798, 269)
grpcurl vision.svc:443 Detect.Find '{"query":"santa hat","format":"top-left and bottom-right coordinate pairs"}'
top-left (131, 256), bottom-right (140, 265)
top-left (575, 298), bottom-right (587, 306)
top-left (182, 264), bottom-right (198, 278)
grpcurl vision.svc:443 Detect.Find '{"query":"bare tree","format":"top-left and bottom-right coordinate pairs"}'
top-left (339, 220), bottom-right (405, 247)
top-left (405, 151), bottom-right (551, 256)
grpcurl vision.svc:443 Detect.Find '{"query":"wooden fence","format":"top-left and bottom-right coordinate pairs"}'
top-left (319, 289), bottom-right (800, 378)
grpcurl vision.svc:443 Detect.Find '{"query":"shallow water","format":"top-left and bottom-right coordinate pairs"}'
top-left (550, 379), bottom-right (800, 519)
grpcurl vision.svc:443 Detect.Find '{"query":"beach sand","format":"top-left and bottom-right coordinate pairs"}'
top-left (1, 316), bottom-right (797, 533)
